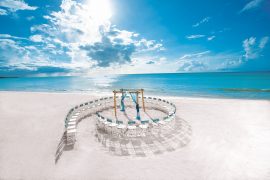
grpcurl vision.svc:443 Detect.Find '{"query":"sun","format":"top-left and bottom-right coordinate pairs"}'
top-left (87, 0), bottom-right (113, 22)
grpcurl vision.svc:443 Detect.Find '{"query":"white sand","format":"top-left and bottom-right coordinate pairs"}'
top-left (0, 91), bottom-right (270, 180)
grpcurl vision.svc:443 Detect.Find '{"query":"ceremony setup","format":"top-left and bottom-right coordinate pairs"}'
top-left (96, 88), bottom-right (176, 138)
top-left (2, 0), bottom-right (270, 178)
top-left (55, 89), bottom-right (191, 162)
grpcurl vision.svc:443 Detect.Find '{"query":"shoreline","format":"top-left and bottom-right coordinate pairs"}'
top-left (1, 90), bottom-right (270, 102)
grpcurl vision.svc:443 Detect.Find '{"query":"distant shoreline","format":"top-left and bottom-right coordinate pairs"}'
top-left (0, 90), bottom-right (269, 101)
top-left (1, 71), bottom-right (270, 78)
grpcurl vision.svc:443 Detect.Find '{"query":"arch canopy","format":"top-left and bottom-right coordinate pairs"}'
top-left (113, 89), bottom-right (145, 120)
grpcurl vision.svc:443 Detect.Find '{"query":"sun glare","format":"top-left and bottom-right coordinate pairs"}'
top-left (87, 0), bottom-right (113, 22)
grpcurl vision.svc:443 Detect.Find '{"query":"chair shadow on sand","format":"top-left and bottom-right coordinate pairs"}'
top-left (94, 116), bottom-right (192, 157)
top-left (54, 113), bottom-right (93, 164)
top-left (55, 131), bottom-right (66, 164)
top-left (55, 131), bottom-right (77, 164)
top-left (55, 115), bottom-right (192, 163)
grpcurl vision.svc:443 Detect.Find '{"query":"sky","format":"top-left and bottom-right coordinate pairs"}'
top-left (0, 0), bottom-right (269, 76)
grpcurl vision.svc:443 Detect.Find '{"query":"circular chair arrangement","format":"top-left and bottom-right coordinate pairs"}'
top-left (96, 97), bottom-right (176, 137)
top-left (63, 96), bottom-right (176, 147)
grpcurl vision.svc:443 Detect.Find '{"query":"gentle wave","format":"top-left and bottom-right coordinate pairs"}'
top-left (220, 88), bottom-right (270, 93)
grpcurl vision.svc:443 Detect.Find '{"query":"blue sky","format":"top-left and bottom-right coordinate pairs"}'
top-left (0, 0), bottom-right (269, 76)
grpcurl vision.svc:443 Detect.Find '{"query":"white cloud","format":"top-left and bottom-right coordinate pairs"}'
top-left (187, 34), bottom-right (215, 41)
top-left (110, 29), bottom-right (135, 45)
top-left (1, 0), bottom-right (164, 75)
top-left (242, 36), bottom-right (268, 60)
top-left (177, 51), bottom-right (242, 72)
top-left (42, 0), bottom-right (106, 45)
top-left (243, 37), bottom-right (257, 59)
top-left (33, 0), bottom-right (163, 67)
top-left (0, 8), bottom-right (7, 15)
top-left (0, 0), bottom-right (37, 13)
top-left (239, 0), bottom-right (264, 13)
top-left (186, 34), bottom-right (205, 39)
top-left (0, 35), bottom-right (86, 76)
top-left (178, 51), bottom-right (211, 60)
top-left (135, 38), bottom-right (164, 52)
top-left (0, 33), bottom-right (28, 40)
top-left (192, 17), bottom-right (211, 27)
top-left (112, 55), bottom-right (175, 74)
top-left (29, 35), bottom-right (43, 42)
top-left (259, 36), bottom-right (269, 49)
top-left (207, 36), bottom-right (216, 41)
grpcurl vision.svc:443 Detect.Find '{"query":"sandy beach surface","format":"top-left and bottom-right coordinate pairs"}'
top-left (0, 91), bottom-right (270, 180)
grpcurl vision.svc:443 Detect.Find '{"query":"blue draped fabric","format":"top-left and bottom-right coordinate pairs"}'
top-left (130, 93), bottom-right (141, 120)
top-left (120, 92), bottom-right (128, 111)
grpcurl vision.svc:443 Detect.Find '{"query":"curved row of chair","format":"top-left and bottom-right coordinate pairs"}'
top-left (63, 96), bottom-right (176, 146)
top-left (95, 96), bottom-right (176, 137)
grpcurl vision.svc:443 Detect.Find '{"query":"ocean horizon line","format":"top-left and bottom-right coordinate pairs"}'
top-left (1, 70), bottom-right (270, 78)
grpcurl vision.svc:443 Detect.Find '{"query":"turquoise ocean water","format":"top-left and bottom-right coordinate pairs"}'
top-left (1, 72), bottom-right (270, 99)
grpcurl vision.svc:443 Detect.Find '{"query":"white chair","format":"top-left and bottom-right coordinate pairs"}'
top-left (66, 129), bottom-right (76, 145)
top-left (163, 116), bottom-right (173, 127)
top-left (151, 119), bottom-right (160, 134)
top-left (158, 120), bottom-right (166, 125)
top-left (127, 125), bottom-right (137, 137)
top-left (67, 125), bottom-right (76, 130)
top-left (117, 124), bottom-right (126, 137)
top-left (71, 115), bottom-right (78, 119)
top-left (108, 122), bottom-right (117, 135)
top-left (68, 121), bottom-right (76, 126)
top-left (127, 120), bottom-right (137, 137)
top-left (116, 120), bottom-right (125, 136)
top-left (104, 119), bottom-right (113, 133)
top-left (139, 123), bottom-right (149, 136)
top-left (69, 118), bottom-right (77, 122)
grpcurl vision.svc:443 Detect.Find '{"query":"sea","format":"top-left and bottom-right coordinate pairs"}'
top-left (1, 72), bottom-right (270, 99)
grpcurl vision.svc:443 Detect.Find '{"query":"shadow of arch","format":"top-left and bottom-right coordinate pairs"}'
top-left (94, 116), bottom-right (192, 157)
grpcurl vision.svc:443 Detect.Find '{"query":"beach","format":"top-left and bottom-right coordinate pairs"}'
top-left (0, 91), bottom-right (270, 179)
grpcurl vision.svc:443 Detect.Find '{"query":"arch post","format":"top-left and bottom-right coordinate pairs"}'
top-left (141, 89), bottom-right (145, 112)
top-left (113, 91), bottom-right (117, 117)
